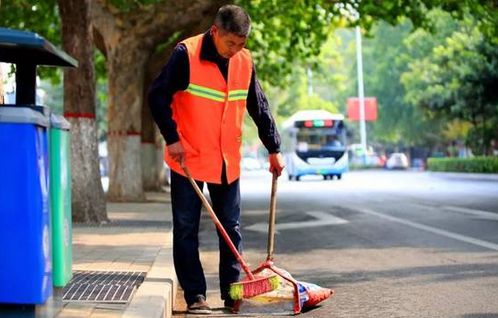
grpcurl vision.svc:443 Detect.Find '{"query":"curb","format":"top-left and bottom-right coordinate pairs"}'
top-left (123, 232), bottom-right (177, 318)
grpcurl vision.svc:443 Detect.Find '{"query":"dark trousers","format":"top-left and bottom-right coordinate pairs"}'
top-left (170, 169), bottom-right (242, 305)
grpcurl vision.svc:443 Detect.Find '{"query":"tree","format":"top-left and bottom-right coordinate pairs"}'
top-left (58, 0), bottom-right (107, 223)
top-left (402, 17), bottom-right (498, 154)
top-left (320, 10), bottom-right (489, 154)
top-left (353, 17), bottom-right (452, 149)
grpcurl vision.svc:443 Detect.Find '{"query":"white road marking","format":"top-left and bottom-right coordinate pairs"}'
top-left (442, 206), bottom-right (498, 221)
top-left (413, 203), bottom-right (498, 221)
top-left (356, 207), bottom-right (498, 251)
top-left (245, 211), bottom-right (348, 233)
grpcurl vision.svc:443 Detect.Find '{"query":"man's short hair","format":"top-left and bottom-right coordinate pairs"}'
top-left (214, 5), bottom-right (251, 37)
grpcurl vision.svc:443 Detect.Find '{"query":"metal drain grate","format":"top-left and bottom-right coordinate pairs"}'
top-left (62, 271), bottom-right (146, 303)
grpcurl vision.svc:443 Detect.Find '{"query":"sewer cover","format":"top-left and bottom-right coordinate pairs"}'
top-left (62, 271), bottom-right (146, 303)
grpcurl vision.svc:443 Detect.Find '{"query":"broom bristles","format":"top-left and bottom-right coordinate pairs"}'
top-left (229, 275), bottom-right (280, 300)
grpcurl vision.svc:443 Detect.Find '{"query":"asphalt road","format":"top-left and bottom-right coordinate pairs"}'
top-left (174, 169), bottom-right (498, 318)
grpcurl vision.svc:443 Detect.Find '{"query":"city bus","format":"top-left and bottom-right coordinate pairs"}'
top-left (282, 110), bottom-right (348, 181)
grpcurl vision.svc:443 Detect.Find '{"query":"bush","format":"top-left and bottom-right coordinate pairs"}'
top-left (349, 164), bottom-right (381, 170)
top-left (427, 157), bottom-right (498, 173)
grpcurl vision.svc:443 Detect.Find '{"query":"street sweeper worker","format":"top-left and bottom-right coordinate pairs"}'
top-left (148, 4), bottom-right (285, 315)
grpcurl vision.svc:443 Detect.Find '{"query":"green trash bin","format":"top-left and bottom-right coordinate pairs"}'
top-left (49, 113), bottom-right (73, 287)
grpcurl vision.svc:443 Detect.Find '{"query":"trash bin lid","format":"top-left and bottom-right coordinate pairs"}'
top-left (0, 106), bottom-right (49, 127)
top-left (1, 104), bottom-right (50, 116)
top-left (0, 27), bottom-right (78, 67)
top-left (50, 113), bottom-right (71, 130)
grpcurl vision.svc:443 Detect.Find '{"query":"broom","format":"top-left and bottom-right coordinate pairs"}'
top-left (181, 165), bottom-right (279, 300)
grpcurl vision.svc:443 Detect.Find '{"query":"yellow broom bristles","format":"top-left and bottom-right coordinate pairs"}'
top-left (229, 275), bottom-right (280, 300)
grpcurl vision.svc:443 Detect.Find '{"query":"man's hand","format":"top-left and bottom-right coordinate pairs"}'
top-left (167, 141), bottom-right (186, 167)
top-left (268, 152), bottom-right (285, 177)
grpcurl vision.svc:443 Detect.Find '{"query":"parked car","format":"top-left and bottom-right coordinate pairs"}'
top-left (385, 153), bottom-right (409, 170)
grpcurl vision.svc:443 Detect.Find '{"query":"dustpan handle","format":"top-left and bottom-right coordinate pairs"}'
top-left (267, 171), bottom-right (278, 261)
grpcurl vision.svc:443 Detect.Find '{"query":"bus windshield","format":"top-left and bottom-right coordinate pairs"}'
top-left (296, 127), bottom-right (346, 152)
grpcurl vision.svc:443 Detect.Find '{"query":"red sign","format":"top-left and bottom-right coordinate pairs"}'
top-left (347, 97), bottom-right (378, 121)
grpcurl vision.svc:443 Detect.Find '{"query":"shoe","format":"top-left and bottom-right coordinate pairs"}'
top-left (187, 295), bottom-right (211, 314)
top-left (224, 298), bottom-right (235, 310)
top-left (224, 298), bottom-right (238, 313)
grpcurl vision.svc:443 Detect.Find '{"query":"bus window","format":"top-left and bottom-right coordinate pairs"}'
top-left (297, 128), bottom-right (344, 151)
top-left (326, 135), bottom-right (342, 147)
top-left (297, 142), bottom-right (308, 152)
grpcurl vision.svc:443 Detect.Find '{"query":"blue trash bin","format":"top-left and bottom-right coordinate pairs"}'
top-left (0, 106), bottom-right (52, 304)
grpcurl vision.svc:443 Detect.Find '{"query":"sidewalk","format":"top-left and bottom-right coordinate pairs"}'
top-left (2, 192), bottom-right (178, 318)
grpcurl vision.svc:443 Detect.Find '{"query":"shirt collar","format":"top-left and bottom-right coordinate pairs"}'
top-left (201, 30), bottom-right (229, 64)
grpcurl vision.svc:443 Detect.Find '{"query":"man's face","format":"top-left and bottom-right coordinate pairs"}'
top-left (211, 25), bottom-right (247, 59)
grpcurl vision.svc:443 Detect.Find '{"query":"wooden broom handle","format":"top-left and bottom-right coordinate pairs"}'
top-left (267, 171), bottom-right (278, 261)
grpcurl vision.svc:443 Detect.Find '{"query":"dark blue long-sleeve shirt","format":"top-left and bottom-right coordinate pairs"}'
top-left (148, 31), bottom-right (280, 154)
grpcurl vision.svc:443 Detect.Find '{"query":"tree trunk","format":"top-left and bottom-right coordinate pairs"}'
top-left (141, 140), bottom-right (164, 191)
top-left (141, 46), bottom-right (174, 191)
top-left (141, 82), bottom-right (162, 191)
top-left (106, 46), bottom-right (147, 201)
top-left (481, 116), bottom-right (487, 155)
top-left (58, 0), bottom-right (107, 223)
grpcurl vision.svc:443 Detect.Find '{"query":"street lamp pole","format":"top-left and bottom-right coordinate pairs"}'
top-left (307, 67), bottom-right (313, 96)
top-left (355, 25), bottom-right (368, 161)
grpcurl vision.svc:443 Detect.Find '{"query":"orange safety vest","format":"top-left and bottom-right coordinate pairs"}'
top-left (164, 34), bottom-right (253, 184)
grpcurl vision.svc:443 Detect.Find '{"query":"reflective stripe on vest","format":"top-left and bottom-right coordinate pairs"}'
top-left (186, 83), bottom-right (249, 103)
top-left (228, 89), bottom-right (249, 101)
top-left (186, 83), bottom-right (225, 102)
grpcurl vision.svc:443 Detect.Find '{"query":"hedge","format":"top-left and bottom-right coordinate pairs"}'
top-left (427, 156), bottom-right (498, 173)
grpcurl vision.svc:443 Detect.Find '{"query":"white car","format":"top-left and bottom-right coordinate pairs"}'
top-left (385, 153), bottom-right (409, 170)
